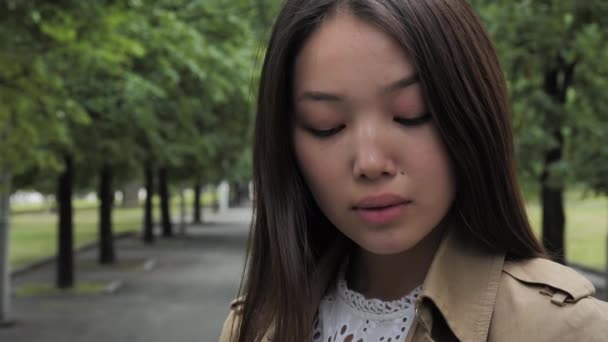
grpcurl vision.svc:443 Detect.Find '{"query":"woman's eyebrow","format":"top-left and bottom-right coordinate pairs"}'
top-left (296, 74), bottom-right (419, 103)
top-left (296, 91), bottom-right (343, 103)
top-left (382, 74), bottom-right (420, 94)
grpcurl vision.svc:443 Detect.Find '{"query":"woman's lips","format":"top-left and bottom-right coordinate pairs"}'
top-left (355, 202), bottom-right (409, 224)
top-left (353, 194), bottom-right (411, 224)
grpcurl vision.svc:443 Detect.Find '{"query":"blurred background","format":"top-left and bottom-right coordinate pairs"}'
top-left (0, 0), bottom-right (606, 341)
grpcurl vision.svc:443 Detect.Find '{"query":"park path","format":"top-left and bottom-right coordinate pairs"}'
top-left (0, 207), bottom-right (251, 342)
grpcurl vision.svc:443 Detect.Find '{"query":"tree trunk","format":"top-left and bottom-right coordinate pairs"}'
top-left (98, 165), bottom-right (116, 264)
top-left (143, 163), bottom-right (155, 244)
top-left (540, 61), bottom-right (574, 264)
top-left (193, 180), bottom-right (202, 224)
top-left (540, 130), bottom-right (565, 264)
top-left (0, 173), bottom-right (12, 323)
top-left (230, 181), bottom-right (248, 207)
top-left (158, 167), bottom-right (172, 237)
top-left (228, 181), bottom-right (237, 207)
top-left (57, 154), bottom-right (74, 289)
top-left (121, 180), bottom-right (140, 208)
top-left (179, 189), bottom-right (186, 235)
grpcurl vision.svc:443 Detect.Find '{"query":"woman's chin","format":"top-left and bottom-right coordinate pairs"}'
top-left (355, 237), bottom-right (421, 256)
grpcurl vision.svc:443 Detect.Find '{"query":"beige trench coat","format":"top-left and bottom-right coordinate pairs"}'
top-left (219, 229), bottom-right (608, 341)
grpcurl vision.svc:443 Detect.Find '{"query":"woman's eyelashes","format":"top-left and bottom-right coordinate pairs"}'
top-left (394, 113), bottom-right (432, 126)
top-left (307, 124), bottom-right (346, 137)
top-left (306, 113), bottom-right (432, 138)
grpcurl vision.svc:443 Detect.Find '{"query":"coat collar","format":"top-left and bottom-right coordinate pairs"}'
top-left (418, 228), bottom-right (505, 341)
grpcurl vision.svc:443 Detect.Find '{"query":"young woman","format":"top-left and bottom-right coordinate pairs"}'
top-left (220, 0), bottom-right (608, 341)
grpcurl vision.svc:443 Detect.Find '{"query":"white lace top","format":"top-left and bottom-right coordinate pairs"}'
top-left (312, 267), bottom-right (422, 342)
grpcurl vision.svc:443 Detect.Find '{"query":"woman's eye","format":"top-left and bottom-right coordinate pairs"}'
top-left (307, 125), bottom-right (345, 138)
top-left (394, 113), bottom-right (432, 127)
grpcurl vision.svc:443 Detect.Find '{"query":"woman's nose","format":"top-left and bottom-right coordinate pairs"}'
top-left (352, 128), bottom-right (397, 181)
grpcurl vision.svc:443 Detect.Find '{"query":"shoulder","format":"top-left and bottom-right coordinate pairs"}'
top-left (489, 257), bottom-right (608, 341)
top-left (502, 257), bottom-right (596, 302)
top-left (218, 298), bottom-right (244, 342)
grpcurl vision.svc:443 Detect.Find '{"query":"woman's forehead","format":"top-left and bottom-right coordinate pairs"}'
top-left (293, 11), bottom-right (416, 102)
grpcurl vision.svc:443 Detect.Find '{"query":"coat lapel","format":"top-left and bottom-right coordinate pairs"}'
top-left (416, 228), bottom-right (505, 341)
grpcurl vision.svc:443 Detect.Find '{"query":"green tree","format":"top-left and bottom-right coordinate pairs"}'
top-left (474, 1), bottom-right (608, 262)
top-left (1, 0), bottom-right (265, 313)
top-left (124, 0), bottom-right (259, 230)
top-left (0, 0), bottom-right (91, 315)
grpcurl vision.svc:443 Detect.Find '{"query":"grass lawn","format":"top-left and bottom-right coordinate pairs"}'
top-left (10, 207), bottom-right (143, 269)
top-left (526, 191), bottom-right (608, 271)
top-left (11, 199), bottom-right (99, 215)
top-left (10, 192), bottom-right (218, 270)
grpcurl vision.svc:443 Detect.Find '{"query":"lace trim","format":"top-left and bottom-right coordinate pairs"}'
top-left (336, 265), bottom-right (422, 315)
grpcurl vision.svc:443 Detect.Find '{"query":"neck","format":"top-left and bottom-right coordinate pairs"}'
top-left (346, 225), bottom-right (446, 301)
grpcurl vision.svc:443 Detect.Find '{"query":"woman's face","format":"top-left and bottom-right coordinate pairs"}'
top-left (292, 10), bottom-right (456, 255)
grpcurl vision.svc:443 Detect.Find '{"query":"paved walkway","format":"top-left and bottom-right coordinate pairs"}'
top-left (0, 207), bottom-right (252, 342)
top-left (0, 206), bottom-right (605, 342)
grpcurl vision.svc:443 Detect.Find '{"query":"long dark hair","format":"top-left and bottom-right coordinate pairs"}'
top-left (235, 1), bottom-right (545, 341)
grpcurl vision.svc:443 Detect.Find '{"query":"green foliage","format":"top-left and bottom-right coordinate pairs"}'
top-left (2, 0), bottom-right (263, 193)
top-left (5, 0), bottom-right (604, 197)
top-left (474, 0), bottom-right (608, 195)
